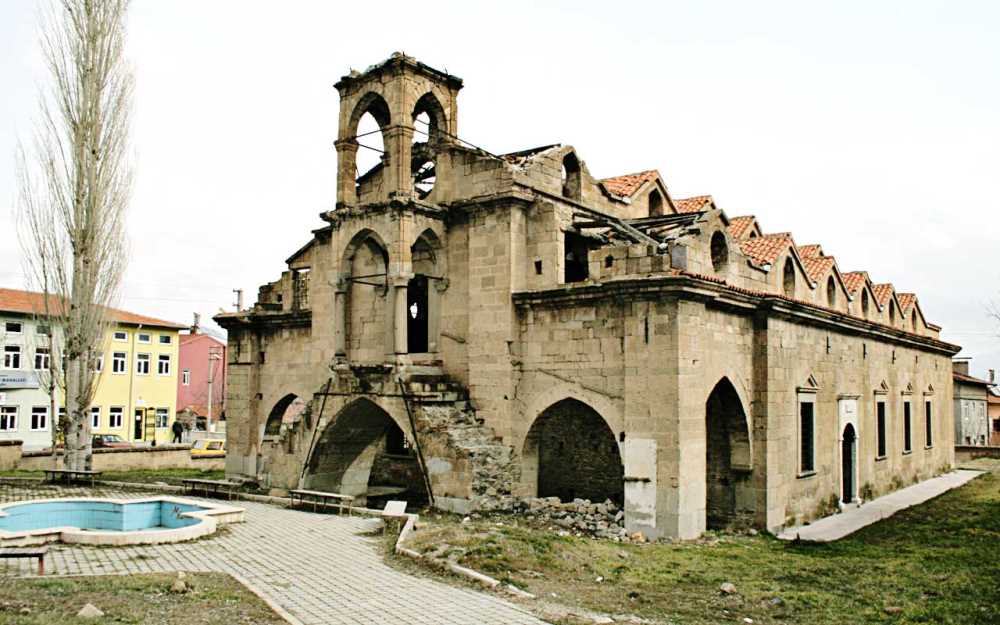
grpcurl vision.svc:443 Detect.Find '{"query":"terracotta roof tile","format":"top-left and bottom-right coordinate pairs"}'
top-left (841, 271), bottom-right (868, 295)
top-left (953, 371), bottom-right (992, 386)
top-left (739, 233), bottom-right (794, 266)
top-left (871, 283), bottom-right (895, 308)
top-left (800, 255), bottom-right (835, 283)
top-left (600, 170), bottom-right (659, 197)
top-left (797, 244), bottom-right (823, 258)
top-left (0, 287), bottom-right (185, 329)
top-left (727, 216), bottom-right (758, 240)
top-left (896, 293), bottom-right (916, 314)
top-left (674, 195), bottom-right (713, 213)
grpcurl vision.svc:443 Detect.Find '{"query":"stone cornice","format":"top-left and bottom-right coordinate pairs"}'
top-left (214, 309), bottom-right (311, 332)
top-left (512, 274), bottom-right (961, 357)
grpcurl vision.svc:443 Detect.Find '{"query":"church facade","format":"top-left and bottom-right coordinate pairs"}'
top-left (216, 53), bottom-right (959, 539)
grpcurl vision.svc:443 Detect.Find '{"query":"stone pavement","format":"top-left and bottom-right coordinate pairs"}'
top-left (778, 469), bottom-right (983, 542)
top-left (0, 483), bottom-right (548, 625)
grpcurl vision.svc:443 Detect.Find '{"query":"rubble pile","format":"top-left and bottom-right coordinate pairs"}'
top-left (515, 497), bottom-right (628, 540)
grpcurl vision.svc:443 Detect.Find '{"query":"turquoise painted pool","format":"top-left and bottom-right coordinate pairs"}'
top-left (0, 499), bottom-right (208, 533)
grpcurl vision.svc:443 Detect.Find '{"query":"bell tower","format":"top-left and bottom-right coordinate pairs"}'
top-left (334, 52), bottom-right (463, 207)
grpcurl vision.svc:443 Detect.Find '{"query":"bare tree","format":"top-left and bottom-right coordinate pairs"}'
top-left (16, 0), bottom-right (133, 471)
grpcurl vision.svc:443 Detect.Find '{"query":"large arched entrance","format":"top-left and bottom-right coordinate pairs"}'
top-left (705, 378), bottom-right (753, 529)
top-left (303, 399), bottom-right (424, 508)
top-left (522, 399), bottom-right (623, 504)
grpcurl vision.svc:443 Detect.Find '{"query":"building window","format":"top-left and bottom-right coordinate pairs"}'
top-left (136, 353), bottom-right (150, 375)
top-left (34, 347), bottom-right (51, 371)
top-left (3, 345), bottom-right (21, 369)
top-left (783, 258), bottom-right (795, 297)
top-left (113, 330), bottom-right (128, 342)
top-left (876, 400), bottom-right (887, 458)
top-left (159, 335), bottom-right (172, 345)
top-left (0, 406), bottom-right (16, 431)
top-left (91, 406), bottom-right (100, 429)
top-left (861, 290), bottom-right (870, 319)
top-left (903, 401), bottom-right (912, 453)
top-left (155, 408), bottom-right (169, 428)
top-left (182, 369), bottom-right (191, 386)
top-left (648, 189), bottom-right (663, 217)
top-left (58, 407), bottom-right (65, 426)
top-left (710, 231), bottom-right (729, 272)
top-left (798, 396), bottom-right (815, 474)
top-left (109, 407), bottom-right (123, 429)
top-left (925, 401), bottom-right (933, 447)
top-left (4, 321), bottom-right (23, 334)
top-left (30, 406), bottom-right (48, 431)
top-left (138, 333), bottom-right (151, 344)
top-left (112, 351), bottom-right (127, 374)
top-left (157, 354), bottom-right (171, 376)
top-left (36, 324), bottom-right (50, 336)
top-left (826, 276), bottom-right (836, 308)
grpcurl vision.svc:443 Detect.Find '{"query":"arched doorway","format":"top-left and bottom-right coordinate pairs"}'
top-left (262, 394), bottom-right (304, 440)
top-left (303, 399), bottom-right (423, 507)
top-left (522, 399), bottom-right (623, 504)
top-left (407, 275), bottom-right (429, 353)
top-left (841, 423), bottom-right (857, 504)
top-left (705, 378), bottom-right (753, 529)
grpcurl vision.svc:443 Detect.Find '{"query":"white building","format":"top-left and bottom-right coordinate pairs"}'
top-left (0, 313), bottom-right (58, 451)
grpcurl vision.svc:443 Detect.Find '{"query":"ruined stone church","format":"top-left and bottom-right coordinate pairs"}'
top-left (216, 53), bottom-right (959, 539)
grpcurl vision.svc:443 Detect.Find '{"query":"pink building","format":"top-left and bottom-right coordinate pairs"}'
top-left (177, 330), bottom-right (227, 431)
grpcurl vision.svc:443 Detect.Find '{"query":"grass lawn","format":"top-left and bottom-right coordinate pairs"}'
top-left (0, 468), bottom-right (225, 486)
top-left (0, 573), bottom-right (287, 624)
top-left (407, 459), bottom-right (1000, 625)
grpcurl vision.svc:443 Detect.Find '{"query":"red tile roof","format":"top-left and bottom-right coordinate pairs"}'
top-left (0, 287), bottom-right (185, 329)
top-left (797, 244), bottom-right (823, 258)
top-left (727, 216), bottom-right (758, 240)
top-left (801, 255), bottom-right (835, 283)
top-left (600, 170), bottom-right (659, 197)
top-left (674, 195), bottom-right (713, 213)
top-left (953, 371), bottom-right (992, 387)
top-left (841, 271), bottom-right (868, 295)
top-left (871, 283), bottom-right (895, 308)
top-left (896, 293), bottom-right (916, 314)
top-left (739, 233), bottom-right (794, 266)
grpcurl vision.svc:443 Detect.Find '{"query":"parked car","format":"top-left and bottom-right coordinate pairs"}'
top-left (92, 434), bottom-right (132, 449)
top-left (190, 438), bottom-right (225, 458)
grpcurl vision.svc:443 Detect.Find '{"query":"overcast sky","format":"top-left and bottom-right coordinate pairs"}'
top-left (1, 0), bottom-right (998, 377)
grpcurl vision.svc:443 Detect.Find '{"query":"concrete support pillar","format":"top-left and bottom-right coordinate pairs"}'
top-left (334, 141), bottom-right (359, 206)
top-left (333, 274), bottom-right (349, 357)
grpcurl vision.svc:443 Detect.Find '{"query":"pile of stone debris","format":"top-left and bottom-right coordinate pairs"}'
top-left (514, 497), bottom-right (630, 540)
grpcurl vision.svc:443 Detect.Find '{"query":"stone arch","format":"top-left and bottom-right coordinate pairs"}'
top-left (341, 229), bottom-right (391, 362)
top-left (302, 398), bottom-right (422, 507)
top-left (344, 93), bottom-right (392, 201)
top-left (705, 377), bottom-right (754, 529)
top-left (648, 189), bottom-right (664, 216)
top-left (710, 230), bottom-right (729, 273)
top-left (826, 275), bottom-right (837, 308)
top-left (861, 289), bottom-right (870, 319)
top-left (261, 394), bottom-right (304, 441)
top-left (782, 257), bottom-right (795, 297)
top-left (521, 398), bottom-right (623, 505)
top-left (409, 229), bottom-right (445, 353)
top-left (561, 152), bottom-right (582, 200)
top-left (411, 91), bottom-right (447, 145)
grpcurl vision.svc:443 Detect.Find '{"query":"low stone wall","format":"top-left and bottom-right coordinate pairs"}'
top-left (0, 440), bottom-right (23, 471)
top-left (18, 445), bottom-right (225, 472)
top-left (955, 445), bottom-right (1000, 463)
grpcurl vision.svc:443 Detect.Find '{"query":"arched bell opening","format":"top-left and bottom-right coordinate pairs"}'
top-left (344, 92), bottom-right (391, 204)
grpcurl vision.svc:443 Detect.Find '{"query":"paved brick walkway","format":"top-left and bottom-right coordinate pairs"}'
top-left (0, 483), bottom-right (548, 625)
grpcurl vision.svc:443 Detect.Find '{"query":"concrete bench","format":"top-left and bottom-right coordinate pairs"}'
top-left (289, 489), bottom-right (354, 515)
top-left (0, 547), bottom-right (48, 575)
top-left (43, 469), bottom-right (102, 488)
top-left (181, 478), bottom-right (239, 500)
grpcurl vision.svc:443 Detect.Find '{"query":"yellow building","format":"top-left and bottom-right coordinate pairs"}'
top-left (89, 313), bottom-right (185, 445)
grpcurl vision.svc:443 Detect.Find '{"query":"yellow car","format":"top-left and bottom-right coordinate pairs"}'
top-left (190, 438), bottom-right (226, 458)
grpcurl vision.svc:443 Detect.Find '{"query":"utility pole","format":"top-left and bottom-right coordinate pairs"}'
top-left (207, 345), bottom-right (223, 432)
top-left (233, 289), bottom-right (244, 311)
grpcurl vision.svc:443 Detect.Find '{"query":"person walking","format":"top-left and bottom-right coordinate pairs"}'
top-left (171, 419), bottom-right (184, 444)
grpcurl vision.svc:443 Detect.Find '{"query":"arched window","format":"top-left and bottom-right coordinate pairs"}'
top-left (561, 153), bottom-right (581, 200)
top-left (826, 276), bottom-right (836, 308)
top-left (648, 189), bottom-right (663, 216)
top-left (783, 258), bottom-right (795, 297)
top-left (889, 301), bottom-right (896, 325)
top-left (911, 310), bottom-right (918, 331)
top-left (861, 289), bottom-right (870, 319)
top-left (710, 231), bottom-right (728, 272)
